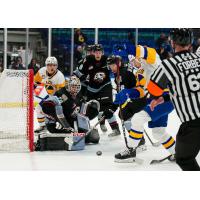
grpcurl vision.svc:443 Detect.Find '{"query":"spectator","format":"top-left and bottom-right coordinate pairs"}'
top-left (156, 33), bottom-right (166, 48)
top-left (128, 31), bottom-right (135, 45)
top-left (157, 43), bottom-right (172, 60)
top-left (74, 45), bottom-right (84, 67)
top-left (11, 56), bottom-right (26, 70)
top-left (28, 58), bottom-right (40, 75)
top-left (156, 35), bottom-right (173, 60)
top-left (193, 38), bottom-right (200, 52)
top-left (74, 28), bottom-right (87, 45)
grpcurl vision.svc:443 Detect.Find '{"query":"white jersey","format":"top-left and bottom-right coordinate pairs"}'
top-left (132, 45), bottom-right (161, 89)
top-left (34, 66), bottom-right (65, 95)
top-left (140, 53), bottom-right (161, 88)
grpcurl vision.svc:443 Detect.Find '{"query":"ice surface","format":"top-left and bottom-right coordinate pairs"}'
top-left (0, 110), bottom-right (199, 171)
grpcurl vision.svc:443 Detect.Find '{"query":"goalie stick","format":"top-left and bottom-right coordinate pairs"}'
top-left (64, 116), bottom-right (105, 149)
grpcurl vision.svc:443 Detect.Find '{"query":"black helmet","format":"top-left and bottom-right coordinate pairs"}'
top-left (107, 55), bottom-right (122, 65)
top-left (86, 45), bottom-right (94, 52)
top-left (93, 44), bottom-right (103, 51)
top-left (170, 28), bottom-right (193, 46)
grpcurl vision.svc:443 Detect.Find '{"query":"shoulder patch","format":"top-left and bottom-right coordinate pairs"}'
top-left (61, 94), bottom-right (68, 102)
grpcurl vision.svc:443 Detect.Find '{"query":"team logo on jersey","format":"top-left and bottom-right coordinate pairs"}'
top-left (93, 72), bottom-right (106, 83)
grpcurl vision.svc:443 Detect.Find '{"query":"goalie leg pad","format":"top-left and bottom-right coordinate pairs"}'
top-left (35, 133), bottom-right (86, 151)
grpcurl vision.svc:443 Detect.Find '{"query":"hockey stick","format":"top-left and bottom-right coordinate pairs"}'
top-left (65, 116), bottom-right (105, 148)
top-left (143, 129), bottom-right (161, 147)
top-left (150, 154), bottom-right (174, 165)
top-left (116, 60), bottom-right (130, 150)
top-left (115, 61), bottom-right (143, 164)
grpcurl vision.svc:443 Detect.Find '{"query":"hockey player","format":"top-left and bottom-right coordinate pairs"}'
top-left (74, 44), bottom-right (120, 137)
top-left (55, 75), bottom-right (100, 143)
top-left (85, 45), bottom-right (95, 56)
top-left (73, 45), bottom-right (95, 97)
top-left (35, 76), bottom-right (100, 144)
top-left (34, 56), bottom-right (65, 133)
top-left (114, 45), bottom-right (176, 163)
top-left (148, 29), bottom-right (200, 171)
top-left (34, 85), bottom-right (75, 134)
top-left (106, 55), bottom-right (146, 150)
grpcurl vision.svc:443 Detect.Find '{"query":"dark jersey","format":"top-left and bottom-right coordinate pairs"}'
top-left (114, 64), bottom-right (137, 91)
top-left (77, 55), bottom-right (111, 92)
top-left (55, 88), bottom-right (83, 127)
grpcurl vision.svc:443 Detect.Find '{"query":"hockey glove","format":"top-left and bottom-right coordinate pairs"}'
top-left (85, 100), bottom-right (100, 120)
top-left (114, 88), bottom-right (140, 105)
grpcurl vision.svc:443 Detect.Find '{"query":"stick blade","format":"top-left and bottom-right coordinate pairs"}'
top-left (64, 134), bottom-right (74, 150)
top-left (150, 160), bottom-right (161, 165)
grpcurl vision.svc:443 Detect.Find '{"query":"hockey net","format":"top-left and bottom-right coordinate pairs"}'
top-left (0, 69), bottom-right (34, 152)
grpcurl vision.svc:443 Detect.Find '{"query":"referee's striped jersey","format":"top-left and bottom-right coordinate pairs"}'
top-left (147, 50), bottom-right (200, 123)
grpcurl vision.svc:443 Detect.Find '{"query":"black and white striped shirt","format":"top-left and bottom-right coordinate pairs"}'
top-left (147, 50), bottom-right (200, 123)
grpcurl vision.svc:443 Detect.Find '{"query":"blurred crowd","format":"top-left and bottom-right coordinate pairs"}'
top-left (1, 28), bottom-right (200, 75)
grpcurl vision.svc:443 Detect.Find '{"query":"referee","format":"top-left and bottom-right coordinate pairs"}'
top-left (147, 28), bottom-right (200, 171)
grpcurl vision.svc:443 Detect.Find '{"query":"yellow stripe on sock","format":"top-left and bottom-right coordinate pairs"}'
top-left (129, 130), bottom-right (143, 139)
top-left (37, 118), bottom-right (45, 123)
top-left (163, 138), bottom-right (175, 149)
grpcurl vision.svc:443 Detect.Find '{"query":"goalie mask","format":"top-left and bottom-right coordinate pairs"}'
top-left (66, 76), bottom-right (81, 96)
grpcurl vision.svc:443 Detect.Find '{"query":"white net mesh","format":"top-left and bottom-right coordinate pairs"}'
top-left (0, 69), bottom-right (33, 152)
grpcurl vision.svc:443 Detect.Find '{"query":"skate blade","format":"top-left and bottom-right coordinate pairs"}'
top-left (115, 157), bottom-right (143, 164)
top-left (136, 145), bottom-right (147, 153)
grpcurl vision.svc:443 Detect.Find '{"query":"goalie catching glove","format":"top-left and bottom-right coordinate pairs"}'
top-left (83, 99), bottom-right (100, 120)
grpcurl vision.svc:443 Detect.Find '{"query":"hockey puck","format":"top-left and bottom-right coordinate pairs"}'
top-left (96, 151), bottom-right (102, 156)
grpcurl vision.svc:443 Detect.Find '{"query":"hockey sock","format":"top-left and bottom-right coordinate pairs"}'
top-left (107, 114), bottom-right (119, 130)
top-left (37, 117), bottom-right (45, 127)
top-left (109, 121), bottom-right (119, 130)
top-left (161, 135), bottom-right (176, 155)
top-left (128, 128), bottom-right (143, 148)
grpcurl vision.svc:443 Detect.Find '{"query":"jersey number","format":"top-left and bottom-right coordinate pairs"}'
top-left (187, 73), bottom-right (200, 92)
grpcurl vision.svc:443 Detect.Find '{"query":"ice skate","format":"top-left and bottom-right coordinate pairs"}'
top-left (115, 147), bottom-right (136, 163)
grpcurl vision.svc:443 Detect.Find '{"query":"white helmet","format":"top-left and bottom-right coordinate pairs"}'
top-left (45, 56), bottom-right (58, 66)
top-left (66, 76), bottom-right (81, 96)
